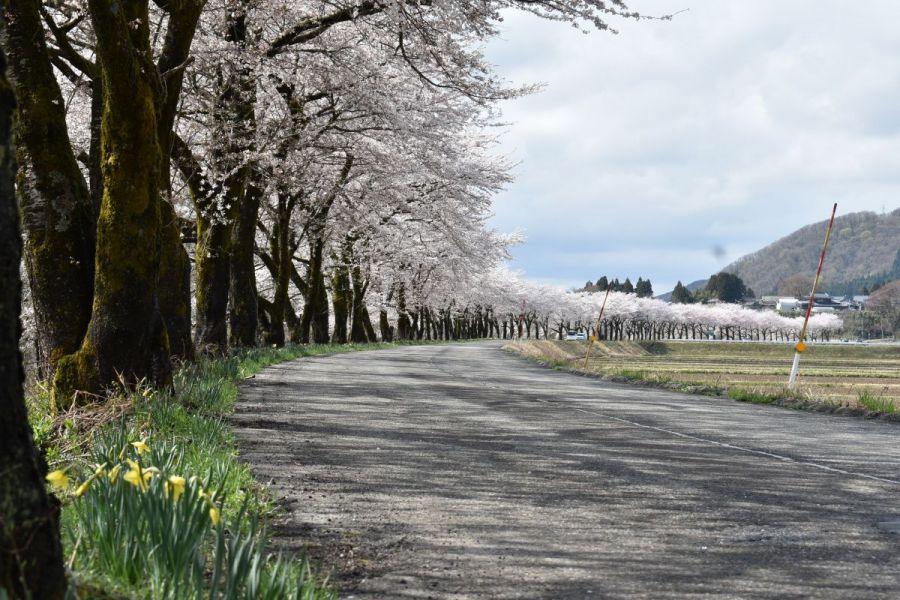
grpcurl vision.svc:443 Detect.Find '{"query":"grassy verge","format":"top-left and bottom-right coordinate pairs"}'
top-left (504, 340), bottom-right (900, 421)
top-left (27, 342), bottom-right (416, 599)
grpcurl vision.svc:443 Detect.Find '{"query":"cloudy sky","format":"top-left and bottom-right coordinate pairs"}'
top-left (484, 1), bottom-right (900, 295)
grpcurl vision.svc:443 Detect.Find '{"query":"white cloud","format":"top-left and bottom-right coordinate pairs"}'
top-left (486, 1), bottom-right (900, 293)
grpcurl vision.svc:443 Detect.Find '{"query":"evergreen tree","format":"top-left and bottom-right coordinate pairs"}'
top-left (671, 281), bottom-right (693, 303)
top-left (596, 276), bottom-right (609, 291)
top-left (622, 278), bottom-right (634, 294)
top-left (635, 277), bottom-right (653, 298)
top-left (705, 272), bottom-right (751, 303)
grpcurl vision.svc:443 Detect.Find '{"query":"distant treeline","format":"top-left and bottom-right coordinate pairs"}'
top-left (579, 276), bottom-right (654, 297)
top-left (825, 249), bottom-right (900, 297)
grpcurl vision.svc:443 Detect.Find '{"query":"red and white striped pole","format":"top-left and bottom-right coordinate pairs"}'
top-left (788, 203), bottom-right (838, 388)
top-left (583, 286), bottom-right (612, 369)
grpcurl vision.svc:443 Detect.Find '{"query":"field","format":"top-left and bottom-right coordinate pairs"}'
top-left (505, 339), bottom-right (900, 411)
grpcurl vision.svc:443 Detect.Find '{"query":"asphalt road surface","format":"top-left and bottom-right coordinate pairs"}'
top-left (233, 342), bottom-right (900, 599)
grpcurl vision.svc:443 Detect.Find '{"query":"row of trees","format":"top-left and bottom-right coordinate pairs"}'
top-left (670, 272), bottom-right (754, 304)
top-left (1, 0), bottom-right (663, 413)
top-left (581, 276), bottom-right (654, 297)
top-left (340, 268), bottom-right (843, 344)
top-left (2, 3), bottom-right (664, 595)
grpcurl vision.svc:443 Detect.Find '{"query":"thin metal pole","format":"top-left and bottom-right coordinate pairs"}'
top-left (788, 203), bottom-right (838, 388)
top-left (583, 287), bottom-right (612, 369)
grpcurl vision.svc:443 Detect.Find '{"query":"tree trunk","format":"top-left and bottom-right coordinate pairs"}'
top-left (52, 0), bottom-right (171, 408)
top-left (379, 309), bottom-right (393, 342)
top-left (0, 47), bottom-right (67, 599)
top-left (2, 0), bottom-right (95, 382)
top-left (155, 1), bottom-right (205, 361)
top-left (361, 306), bottom-right (378, 342)
top-left (298, 236), bottom-right (330, 344)
top-left (331, 262), bottom-right (350, 344)
top-left (157, 206), bottom-right (193, 359)
top-left (194, 210), bottom-right (235, 352)
top-left (395, 285), bottom-right (412, 341)
top-left (229, 178), bottom-right (261, 347)
top-left (264, 195), bottom-right (292, 346)
top-left (349, 263), bottom-right (371, 343)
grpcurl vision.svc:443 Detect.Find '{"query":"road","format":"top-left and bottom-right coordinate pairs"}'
top-left (233, 342), bottom-right (900, 599)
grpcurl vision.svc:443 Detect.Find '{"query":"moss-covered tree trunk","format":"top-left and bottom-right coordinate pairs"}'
top-left (395, 285), bottom-right (412, 341)
top-left (263, 194), bottom-right (293, 346)
top-left (155, 1), bottom-right (205, 360)
top-left (299, 236), bottom-right (330, 344)
top-left (331, 261), bottom-right (350, 344)
top-left (52, 0), bottom-right (171, 407)
top-left (229, 178), bottom-right (261, 347)
top-left (379, 309), bottom-right (393, 342)
top-left (195, 210), bottom-right (235, 352)
top-left (0, 45), bottom-right (66, 599)
top-left (195, 5), bottom-right (256, 353)
top-left (349, 255), bottom-right (372, 342)
top-left (349, 283), bottom-right (370, 342)
top-left (2, 0), bottom-right (95, 382)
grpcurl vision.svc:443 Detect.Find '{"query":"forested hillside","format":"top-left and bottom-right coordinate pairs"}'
top-left (724, 209), bottom-right (900, 296)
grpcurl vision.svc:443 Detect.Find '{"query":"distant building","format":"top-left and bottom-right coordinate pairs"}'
top-left (776, 298), bottom-right (801, 311)
top-left (851, 295), bottom-right (870, 309)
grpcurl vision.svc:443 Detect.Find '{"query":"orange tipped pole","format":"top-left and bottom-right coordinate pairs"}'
top-left (583, 286), bottom-right (612, 369)
top-left (788, 203), bottom-right (838, 388)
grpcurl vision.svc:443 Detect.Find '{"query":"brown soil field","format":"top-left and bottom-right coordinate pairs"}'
top-left (505, 339), bottom-right (900, 410)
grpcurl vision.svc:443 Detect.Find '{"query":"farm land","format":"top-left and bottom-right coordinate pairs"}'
top-left (507, 340), bottom-right (900, 412)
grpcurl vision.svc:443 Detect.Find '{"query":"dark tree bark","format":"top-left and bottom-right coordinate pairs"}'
top-left (395, 284), bottom-right (413, 341)
top-left (331, 260), bottom-right (351, 344)
top-left (379, 309), bottom-right (393, 342)
top-left (229, 177), bottom-right (261, 347)
top-left (262, 194), bottom-right (294, 346)
top-left (52, 0), bottom-right (172, 406)
top-left (0, 45), bottom-right (67, 600)
top-left (155, 2), bottom-right (205, 361)
top-left (194, 3), bottom-right (255, 353)
top-left (297, 236), bottom-right (330, 344)
top-left (361, 306), bottom-right (378, 342)
top-left (2, 0), bottom-right (94, 383)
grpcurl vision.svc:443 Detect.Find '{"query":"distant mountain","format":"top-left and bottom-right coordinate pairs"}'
top-left (655, 279), bottom-right (706, 302)
top-left (722, 209), bottom-right (900, 297)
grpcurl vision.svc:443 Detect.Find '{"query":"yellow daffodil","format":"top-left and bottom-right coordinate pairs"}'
top-left (123, 468), bottom-right (141, 488)
top-left (142, 388), bottom-right (153, 398)
top-left (93, 463), bottom-right (107, 477)
top-left (209, 506), bottom-right (221, 526)
top-left (141, 466), bottom-right (159, 485)
top-left (45, 469), bottom-right (69, 491)
top-left (131, 438), bottom-right (150, 455)
top-left (74, 480), bottom-right (91, 498)
top-left (166, 476), bottom-right (186, 501)
top-left (108, 464), bottom-right (122, 483)
top-left (123, 463), bottom-right (148, 491)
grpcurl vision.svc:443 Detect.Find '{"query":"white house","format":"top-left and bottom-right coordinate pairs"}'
top-left (776, 298), bottom-right (800, 311)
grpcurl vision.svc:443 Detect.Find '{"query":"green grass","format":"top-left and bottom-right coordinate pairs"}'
top-left (726, 388), bottom-right (781, 405)
top-left (28, 341), bottom-right (417, 599)
top-left (509, 339), bottom-right (900, 415)
top-left (856, 389), bottom-right (897, 414)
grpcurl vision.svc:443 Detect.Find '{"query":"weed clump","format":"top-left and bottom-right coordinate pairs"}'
top-left (857, 389), bottom-right (896, 415)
